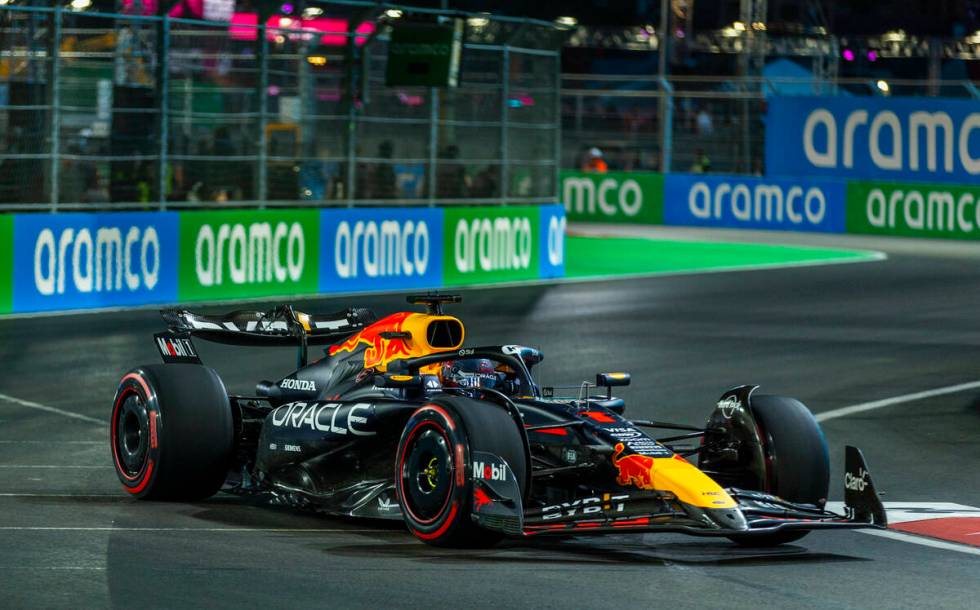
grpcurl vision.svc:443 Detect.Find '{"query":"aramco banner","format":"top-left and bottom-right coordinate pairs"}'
top-left (663, 174), bottom-right (846, 233)
top-left (847, 180), bottom-right (980, 240)
top-left (767, 96), bottom-right (980, 184)
top-left (560, 170), bottom-right (663, 224)
top-left (2, 205), bottom-right (565, 314)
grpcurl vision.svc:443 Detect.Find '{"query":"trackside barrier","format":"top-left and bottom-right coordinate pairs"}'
top-left (0, 205), bottom-right (565, 314)
top-left (847, 180), bottom-right (980, 240)
top-left (0, 215), bottom-right (12, 314)
top-left (562, 94), bottom-right (980, 242)
top-left (766, 96), bottom-right (980, 186)
top-left (13, 212), bottom-right (180, 313)
top-left (445, 205), bottom-right (566, 285)
top-left (561, 170), bottom-right (847, 233)
top-left (562, 169), bottom-right (980, 241)
top-left (560, 170), bottom-right (664, 225)
top-left (663, 174), bottom-right (847, 233)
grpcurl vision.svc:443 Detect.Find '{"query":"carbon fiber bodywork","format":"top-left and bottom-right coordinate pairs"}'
top-left (152, 298), bottom-right (887, 540)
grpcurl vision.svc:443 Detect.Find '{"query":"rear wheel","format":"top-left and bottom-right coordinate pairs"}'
top-left (395, 397), bottom-right (527, 547)
top-left (728, 394), bottom-right (829, 547)
top-left (110, 364), bottom-right (233, 500)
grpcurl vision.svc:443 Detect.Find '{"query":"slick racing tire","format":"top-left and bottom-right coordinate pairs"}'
top-left (110, 364), bottom-right (233, 501)
top-left (728, 394), bottom-right (830, 547)
top-left (395, 396), bottom-right (528, 548)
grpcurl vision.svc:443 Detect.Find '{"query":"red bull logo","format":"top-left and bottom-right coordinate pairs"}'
top-left (473, 487), bottom-right (493, 511)
top-left (328, 312), bottom-right (415, 370)
top-left (328, 311), bottom-right (464, 373)
top-left (612, 442), bottom-right (656, 489)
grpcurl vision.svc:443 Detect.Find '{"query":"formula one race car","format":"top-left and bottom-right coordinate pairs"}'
top-left (110, 294), bottom-right (887, 547)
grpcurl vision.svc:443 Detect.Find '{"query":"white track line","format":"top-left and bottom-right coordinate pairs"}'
top-left (0, 493), bottom-right (123, 498)
top-left (0, 393), bottom-right (105, 426)
top-left (0, 440), bottom-right (102, 445)
top-left (0, 465), bottom-right (110, 469)
top-left (862, 529), bottom-right (980, 557)
top-left (0, 566), bottom-right (107, 571)
top-left (815, 380), bottom-right (980, 422)
top-left (0, 526), bottom-right (381, 533)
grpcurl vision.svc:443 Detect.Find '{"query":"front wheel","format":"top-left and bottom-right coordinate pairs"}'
top-left (395, 397), bottom-right (527, 547)
top-left (727, 394), bottom-right (829, 547)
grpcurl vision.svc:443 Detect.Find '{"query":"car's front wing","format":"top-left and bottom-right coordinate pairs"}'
top-left (519, 489), bottom-right (883, 538)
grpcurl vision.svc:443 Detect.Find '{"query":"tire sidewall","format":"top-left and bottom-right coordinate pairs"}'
top-left (109, 364), bottom-right (232, 501)
top-left (395, 403), bottom-right (471, 541)
top-left (110, 369), bottom-right (162, 498)
top-left (751, 395), bottom-right (830, 506)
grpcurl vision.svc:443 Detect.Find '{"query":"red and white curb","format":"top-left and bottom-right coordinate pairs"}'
top-left (827, 501), bottom-right (980, 556)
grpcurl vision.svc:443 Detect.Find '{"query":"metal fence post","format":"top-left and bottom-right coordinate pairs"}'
top-left (257, 25), bottom-right (269, 205)
top-left (659, 78), bottom-right (673, 173)
top-left (427, 88), bottom-right (438, 205)
top-left (500, 46), bottom-right (510, 205)
top-left (48, 6), bottom-right (62, 211)
top-left (156, 15), bottom-right (170, 210)
top-left (657, 0), bottom-right (669, 173)
top-left (552, 53), bottom-right (560, 204)
top-left (343, 27), bottom-right (358, 205)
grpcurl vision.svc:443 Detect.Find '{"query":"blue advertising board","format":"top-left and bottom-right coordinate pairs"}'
top-left (12, 212), bottom-right (179, 312)
top-left (663, 173), bottom-right (846, 233)
top-left (538, 204), bottom-right (566, 279)
top-left (766, 96), bottom-right (980, 184)
top-left (319, 207), bottom-right (444, 292)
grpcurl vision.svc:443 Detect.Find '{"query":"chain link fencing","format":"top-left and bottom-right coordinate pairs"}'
top-left (0, 4), bottom-right (562, 211)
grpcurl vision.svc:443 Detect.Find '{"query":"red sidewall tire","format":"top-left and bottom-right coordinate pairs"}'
top-left (109, 364), bottom-right (232, 501)
top-left (394, 404), bottom-right (468, 543)
top-left (110, 370), bottom-right (161, 498)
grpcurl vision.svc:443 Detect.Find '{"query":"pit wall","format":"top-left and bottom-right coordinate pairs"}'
top-left (562, 170), bottom-right (980, 241)
top-left (0, 205), bottom-right (566, 315)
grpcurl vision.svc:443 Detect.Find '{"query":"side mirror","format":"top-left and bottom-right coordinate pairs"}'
top-left (518, 346), bottom-right (544, 366)
top-left (596, 372), bottom-right (631, 388)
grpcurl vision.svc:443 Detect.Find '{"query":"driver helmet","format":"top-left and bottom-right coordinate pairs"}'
top-left (439, 358), bottom-right (499, 390)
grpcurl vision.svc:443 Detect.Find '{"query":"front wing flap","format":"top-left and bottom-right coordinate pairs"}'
top-left (522, 491), bottom-right (880, 537)
top-left (521, 445), bottom-right (887, 538)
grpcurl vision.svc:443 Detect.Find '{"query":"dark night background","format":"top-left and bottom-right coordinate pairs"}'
top-left (73, 1), bottom-right (980, 34)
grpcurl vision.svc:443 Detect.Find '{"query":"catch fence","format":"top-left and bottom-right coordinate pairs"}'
top-left (0, 3), bottom-right (562, 211)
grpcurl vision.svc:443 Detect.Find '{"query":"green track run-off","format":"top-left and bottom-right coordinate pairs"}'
top-left (564, 234), bottom-right (881, 280)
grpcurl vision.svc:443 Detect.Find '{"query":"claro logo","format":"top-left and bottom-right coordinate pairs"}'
top-left (563, 177), bottom-right (643, 217)
top-left (195, 222), bottom-right (305, 286)
top-left (803, 108), bottom-right (980, 175)
top-left (454, 217), bottom-right (532, 273)
top-left (33, 226), bottom-right (160, 295)
top-left (334, 219), bottom-right (429, 279)
top-left (688, 181), bottom-right (827, 225)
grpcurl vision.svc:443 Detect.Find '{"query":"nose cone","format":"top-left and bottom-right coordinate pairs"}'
top-left (705, 507), bottom-right (749, 531)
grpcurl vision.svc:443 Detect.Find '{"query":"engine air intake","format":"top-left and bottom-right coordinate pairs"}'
top-left (427, 318), bottom-right (464, 349)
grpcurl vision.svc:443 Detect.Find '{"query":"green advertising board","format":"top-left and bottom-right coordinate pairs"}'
top-left (0, 215), bottom-right (11, 313)
top-left (443, 206), bottom-right (540, 285)
top-left (178, 209), bottom-right (320, 301)
top-left (560, 170), bottom-right (664, 224)
top-left (847, 180), bottom-right (980, 240)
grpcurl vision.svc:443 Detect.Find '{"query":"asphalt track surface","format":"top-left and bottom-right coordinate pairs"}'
top-left (2, 226), bottom-right (980, 609)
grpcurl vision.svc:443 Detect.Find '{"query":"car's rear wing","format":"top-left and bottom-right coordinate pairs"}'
top-left (160, 306), bottom-right (376, 348)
